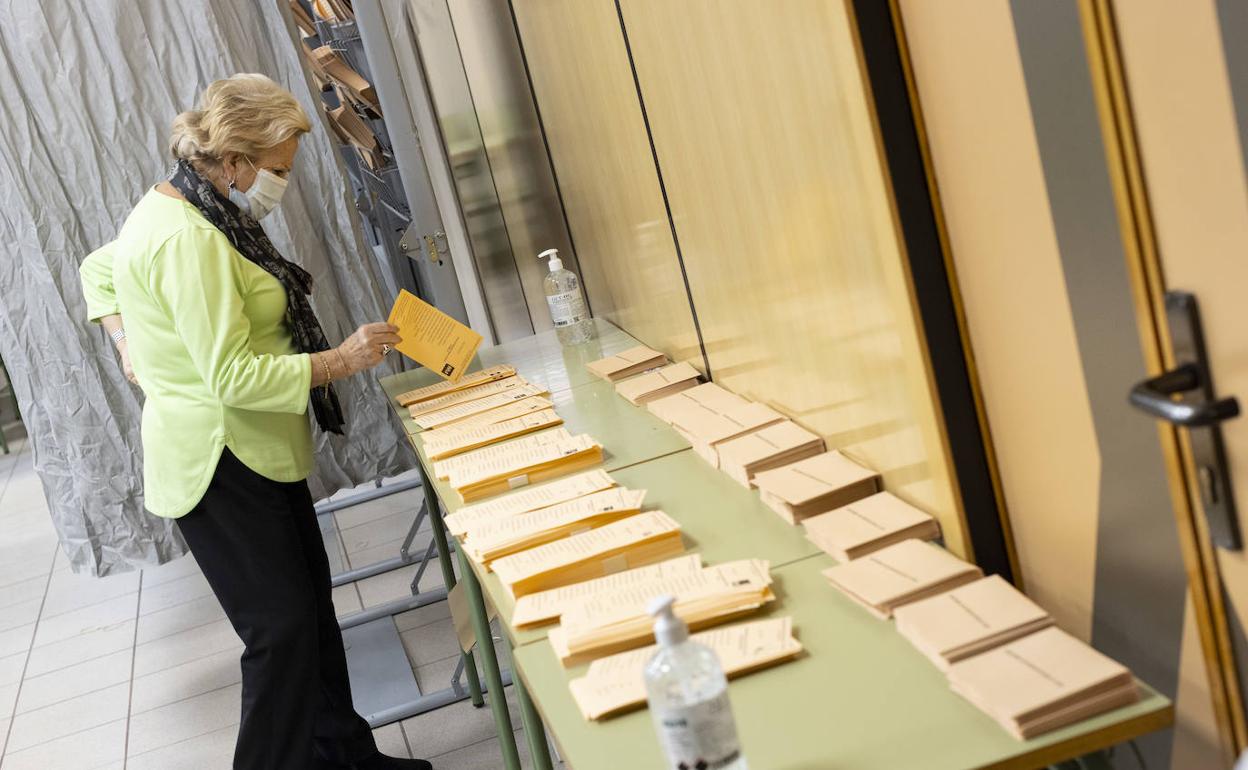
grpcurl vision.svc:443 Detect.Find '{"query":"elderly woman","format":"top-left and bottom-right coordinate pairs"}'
top-left (79, 74), bottom-right (429, 770)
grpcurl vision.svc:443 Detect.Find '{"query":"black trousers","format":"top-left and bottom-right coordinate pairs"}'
top-left (176, 448), bottom-right (377, 770)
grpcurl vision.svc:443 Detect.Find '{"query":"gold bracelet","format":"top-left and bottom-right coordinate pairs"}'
top-left (318, 352), bottom-right (332, 387)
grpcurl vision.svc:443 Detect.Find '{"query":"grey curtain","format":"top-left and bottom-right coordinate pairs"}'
top-left (0, 1), bottom-right (415, 575)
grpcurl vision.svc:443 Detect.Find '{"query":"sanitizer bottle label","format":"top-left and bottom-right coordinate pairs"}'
top-left (546, 290), bottom-right (587, 327)
top-left (653, 691), bottom-right (742, 770)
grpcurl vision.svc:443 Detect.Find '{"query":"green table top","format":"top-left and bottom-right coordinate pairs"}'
top-left (512, 555), bottom-right (1173, 770)
top-left (610, 451), bottom-right (823, 569)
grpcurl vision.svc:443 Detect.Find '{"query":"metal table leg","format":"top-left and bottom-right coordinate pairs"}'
top-left (514, 664), bottom-right (554, 770)
top-left (455, 542), bottom-right (522, 770)
top-left (418, 463), bottom-right (484, 707)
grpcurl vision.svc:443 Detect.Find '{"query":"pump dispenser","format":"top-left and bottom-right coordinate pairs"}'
top-left (539, 248), bottom-right (594, 346)
top-left (644, 596), bottom-right (748, 770)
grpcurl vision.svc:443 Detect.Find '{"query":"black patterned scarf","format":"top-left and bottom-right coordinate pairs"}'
top-left (169, 159), bottom-right (345, 434)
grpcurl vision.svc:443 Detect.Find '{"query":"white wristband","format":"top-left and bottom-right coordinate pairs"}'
top-left (110, 328), bottom-right (126, 346)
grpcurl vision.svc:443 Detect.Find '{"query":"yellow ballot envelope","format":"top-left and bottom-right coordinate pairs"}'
top-left (387, 289), bottom-right (482, 382)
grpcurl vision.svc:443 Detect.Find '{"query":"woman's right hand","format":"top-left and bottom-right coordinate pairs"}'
top-left (336, 323), bottom-right (401, 375)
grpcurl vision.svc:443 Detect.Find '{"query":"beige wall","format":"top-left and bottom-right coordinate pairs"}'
top-left (510, 0), bottom-right (703, 366)
top-left (615, 0), bottom-right (966, 556)
top-left (896, 0), bottom-right (1099, 636)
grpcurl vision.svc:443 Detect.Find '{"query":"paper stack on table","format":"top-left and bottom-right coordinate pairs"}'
top-left (802, 491), bottom-right (940, 562)
top-left (412, 383), bottom-right (549, 430)
top-left (568, 617), bottom-right (803, 720)
top-left (421, 395), bottom-right (554, 436)
top-left (422, 410), bottom-right (563, 461)
top-left (548, 559), bottom-right (775, 666)
top-left (491, 511), bottom-right (684, 599)
top-left (822, 539), bottom-right (982, 619)
top-left (648, 382), bottom-right (749, 424)
top-left (586, 345), bottom-right (669, 381)
top-left (463, 488), bottom-right (648, 566)
top-left (407, 376), bottom-right (530, 418)
top-left (614, 362), bottom-right (702, 405)
top-left (446, 434), bottom-right (604, 503)
top-left (434, 428), bottom-right (573, 480)
top-left (445, 470), bottom-right (617, 539)
top-left (716, 420), bottom-right (826, 487)
top-left (396, 364), bottom-right (516, 407)
top-left (510, 554), bottom-right (704, 629)
top-left (661, 397), bottom-right (786, 466)
top-left (753, 451), bottom-right (881, 524)
top-left (947, 627), bottom-right (1139, 739)
top-left (894, 575), bottom-right (1054, 670)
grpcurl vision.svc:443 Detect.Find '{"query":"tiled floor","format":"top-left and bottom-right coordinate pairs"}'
top-left (0, 432), bottom-right (554, 769)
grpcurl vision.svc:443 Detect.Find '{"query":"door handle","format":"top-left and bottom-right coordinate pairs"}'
top-left (1127, 291), bottom-right (1241, 550)
top-left (1129, 362), bottom-right (1240, 427)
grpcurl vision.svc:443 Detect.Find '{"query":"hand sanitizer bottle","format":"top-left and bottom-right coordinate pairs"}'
top-left (539, 248), bottom-right (594, 346)
top-left (644, 596), bottom-right (748, 770)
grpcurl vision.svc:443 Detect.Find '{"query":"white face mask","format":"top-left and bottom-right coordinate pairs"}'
top-left (228, 157), bottom-right (288, 220)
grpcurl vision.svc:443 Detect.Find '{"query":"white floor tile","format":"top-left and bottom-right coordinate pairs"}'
top-left (132, 617), bottom-right (240, 678)
top-left (400, 616), bottom-right (461, 667)
top-left (0, 622), bottom-right (35, 658)
top-left (139, 553), bottom-right (201, 587)
top-left (40, 567), bottom-right (140, 619)
top-left (126, 683), bottom-right (241, 756)
top-left (333, 489), bottom-right (423, 531)
top-left (0, 574), bottom-right (49, 611)
top-left (135, 594), bottom-right (225, 645)
top-left (0, 649), bottom-right (27, 686)
top-left (358, 562), bottom-right (446, 609)
top-left (395, 600), bottom-right (451, 633)
top-left (130, 647), bottom-right (241, 715)
top-left (138, 571), bottom-right (213, 616)
top-left (373, 722), bottom-right (411, 759)
top-left (340, 509), bottom-right (422, 556)
top-left (24, 620), bottom-right (135, 678)
top-left (14, 648), bottom-right (131, 714)
top-left (0, 546), bottom-right (55, 589)
top-left (4, 681), bottom-right (129, 753)
top-left (0, 717), bottom-right (127, 770)
top-left (0, 598), bottom-right (42, 633)
top-left (126, 723), bottom-right (238, 770)
top-left (333, 584), bottom-right (363, 616)
top-left (31, 593), bottom-right (138, 649)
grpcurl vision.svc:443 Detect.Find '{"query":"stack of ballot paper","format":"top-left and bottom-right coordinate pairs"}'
top-left (510, 554), bottom-right (704, 629)
top-left (447, 434), bottom-right (604, 503)
top-left (587, 346), bottom-right (668, 381)
top-left (715, 420), bottom-right (826, 487)
top-left (753, 451), bottom-right (881, 524)
top-left (434, 428), bottom-right (572, 480)
top-left (822, 539), bottom-right (982, 618)
top-left (421, 396), bottom-right (553, 438)
top-left (648, 382), bottom-right (749, 424)
top-left (569, 617), bottom-right (803, 720)
top-left (548, 559), bottom-right (775, 666)
top-left (802, 491), bottom-right (940, 562)
top-left (894, 576), bottom-right (1054, 670)
top-left (660, 397), bottom-right (786, 466)
top-left (614, 362), bottom-right (701, 405)
top-left (422, 409), bottom-right (563, 461)
top-left (947, 627), bottom-right (1139, 739)
top-left (491, 511), bottom-right (684, 598)
top-left (396, 364), bottom-right (516, 407)
top-left (464, 488), bottom-right (648, 566)
top-left (445, 470), bottom-right (617, 540)
top-left (412, 383), bottom-right (550, 430)
top-left (406, 376), bottom-right (530, 419)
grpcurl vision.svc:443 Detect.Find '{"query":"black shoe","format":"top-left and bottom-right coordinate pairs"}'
top-left (354, 753), bottom-right (434, 770)
top-left (313, 753), bottom-right (433, 770)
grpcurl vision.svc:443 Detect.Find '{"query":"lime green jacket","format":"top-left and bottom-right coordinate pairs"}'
top-left (80, 189), bottom-right (313, 518)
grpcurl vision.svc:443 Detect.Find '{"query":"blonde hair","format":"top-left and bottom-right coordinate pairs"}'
top-left (169, 73), bottom-right (311, 168)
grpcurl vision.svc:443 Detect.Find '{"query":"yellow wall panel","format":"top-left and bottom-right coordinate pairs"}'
top-left (510, 0), bottom-right (702, 365)
top-left (897, 0), bottom-right (1099, 638)
top-left (617, 0), bottom-right (966, 555)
